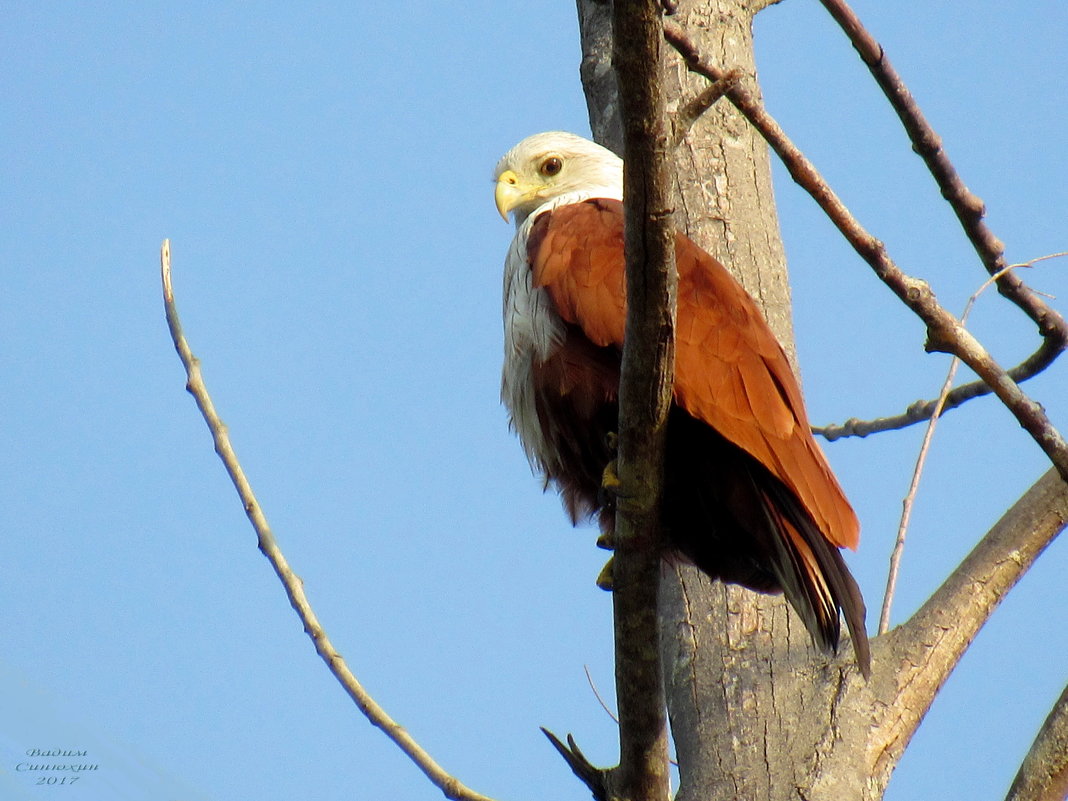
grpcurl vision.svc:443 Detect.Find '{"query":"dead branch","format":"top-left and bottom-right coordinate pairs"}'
top-left (811, 0), bottom-right (1068, 444)
top-left (1005, 683), bottom-right (1068, 801)
top-left (661, 25), bottom-right (1068, 782)
top-left (815, 332), bottom-right (1065, 440)
top-left (160, 240), bottom-right (500, 801)
top-left (814, 339), bottom-right (1054, 439)
top-left (818, 0), bottom-right (1068, 352)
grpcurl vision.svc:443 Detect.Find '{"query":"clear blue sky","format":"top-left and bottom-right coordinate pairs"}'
top-left (1, 2), bottom-right (1065, 800)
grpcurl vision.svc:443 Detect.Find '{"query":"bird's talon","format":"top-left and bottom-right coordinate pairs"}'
top-left (601, 458), bottom-right (622, 494)
top-left (595, 530), bottom-right (614, 550)
top-left (595, 556), bottom-right (615, 591)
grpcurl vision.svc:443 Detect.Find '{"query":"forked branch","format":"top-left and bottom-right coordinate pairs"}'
top-left (816, 252), bottom-right (1065, 441)
top-left (663, 23), bottom-right (1068, 483)
top-left (816, 0), bottom-right (1068, 441)
top-left (541, 729), bottom-right (609, 801)
top-left (663, 22), bottom-right (1068, 757)
top-left (160, 240), bottom-right (499, 801)
top-left (879, 259), bottom-right (1060, 632)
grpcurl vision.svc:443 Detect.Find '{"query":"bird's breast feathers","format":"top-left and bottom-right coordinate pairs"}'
top-left (501, 204), bottom-right (566, 470)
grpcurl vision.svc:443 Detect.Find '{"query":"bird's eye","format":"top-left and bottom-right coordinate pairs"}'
top-left (539, 156), bottom-right (563, 177)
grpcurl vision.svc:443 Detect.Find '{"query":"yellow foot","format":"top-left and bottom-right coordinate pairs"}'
top-left (596, 556), bottom-right (615, 591)
top-left (601, 458), bottom-right (622, 495)
top-left (595, 530), bottom-right (614, 550)
top-left (600, 431), bottom-right (623, 502)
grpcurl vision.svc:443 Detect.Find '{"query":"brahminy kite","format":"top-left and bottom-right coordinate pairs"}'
top-left (494, 131), bottom-right (869, 673)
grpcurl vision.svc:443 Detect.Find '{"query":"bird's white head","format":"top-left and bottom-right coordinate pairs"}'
top-left (493, 132), bottom-right (623, 227)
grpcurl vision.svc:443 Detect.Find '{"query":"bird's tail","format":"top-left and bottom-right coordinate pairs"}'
top-left (758, 480), bottom-right (871, 677)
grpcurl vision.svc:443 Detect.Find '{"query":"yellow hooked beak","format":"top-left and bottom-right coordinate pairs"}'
top-left (494, 169), bottom-right (540, 222)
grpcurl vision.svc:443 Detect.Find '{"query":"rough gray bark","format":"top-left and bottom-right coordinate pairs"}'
top-left (575, 1), bottom-right (1068, 799)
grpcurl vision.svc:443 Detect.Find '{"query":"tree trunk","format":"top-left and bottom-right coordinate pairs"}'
top-left (577, 2), bottom-right (881, 798)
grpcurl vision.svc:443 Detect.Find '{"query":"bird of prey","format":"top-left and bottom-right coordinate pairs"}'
top-left (494, 131), bottom-right (868, 674)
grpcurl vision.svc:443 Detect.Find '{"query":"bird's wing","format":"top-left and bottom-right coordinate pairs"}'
top-left (526, 198), bottom-right (859, 551)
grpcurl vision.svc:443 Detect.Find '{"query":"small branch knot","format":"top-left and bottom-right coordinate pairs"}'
top-left (902, 276), bottom-right (930, 303)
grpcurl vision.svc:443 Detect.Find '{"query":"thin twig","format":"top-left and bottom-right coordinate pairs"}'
top-left (663, 24), bottom-right (1068, 483)
top-left (816, 253), bottom-right (1066, 441)
top-left (879, 262), bottom-right (1026, 633)
top-left (581, 664), bottom-right (682, 770)
top-left (583, 665), bottom-right (619, 724)
top-left (160, 240), bottom-right (499, 801)
top-left (878, 359), bottom-right (960, 635)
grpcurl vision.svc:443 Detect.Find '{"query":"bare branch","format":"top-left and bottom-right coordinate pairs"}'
top-left (607, 2), bottom-right (676, 800)
top-left (814, 335), bottom-right (1056, 439)
top-left (816, 324), bottom-right (1067, 441)
top-left (818, 0), bottom-right (1068, 353)
top-left (663, 18), bottom-right (1068, 791)
top-left (160, 241), bottom-right (500, 801)
top-left (663, 24), bottom-right (1068, 482)
top-left (1005, 683), bottom-right (1068, 801)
